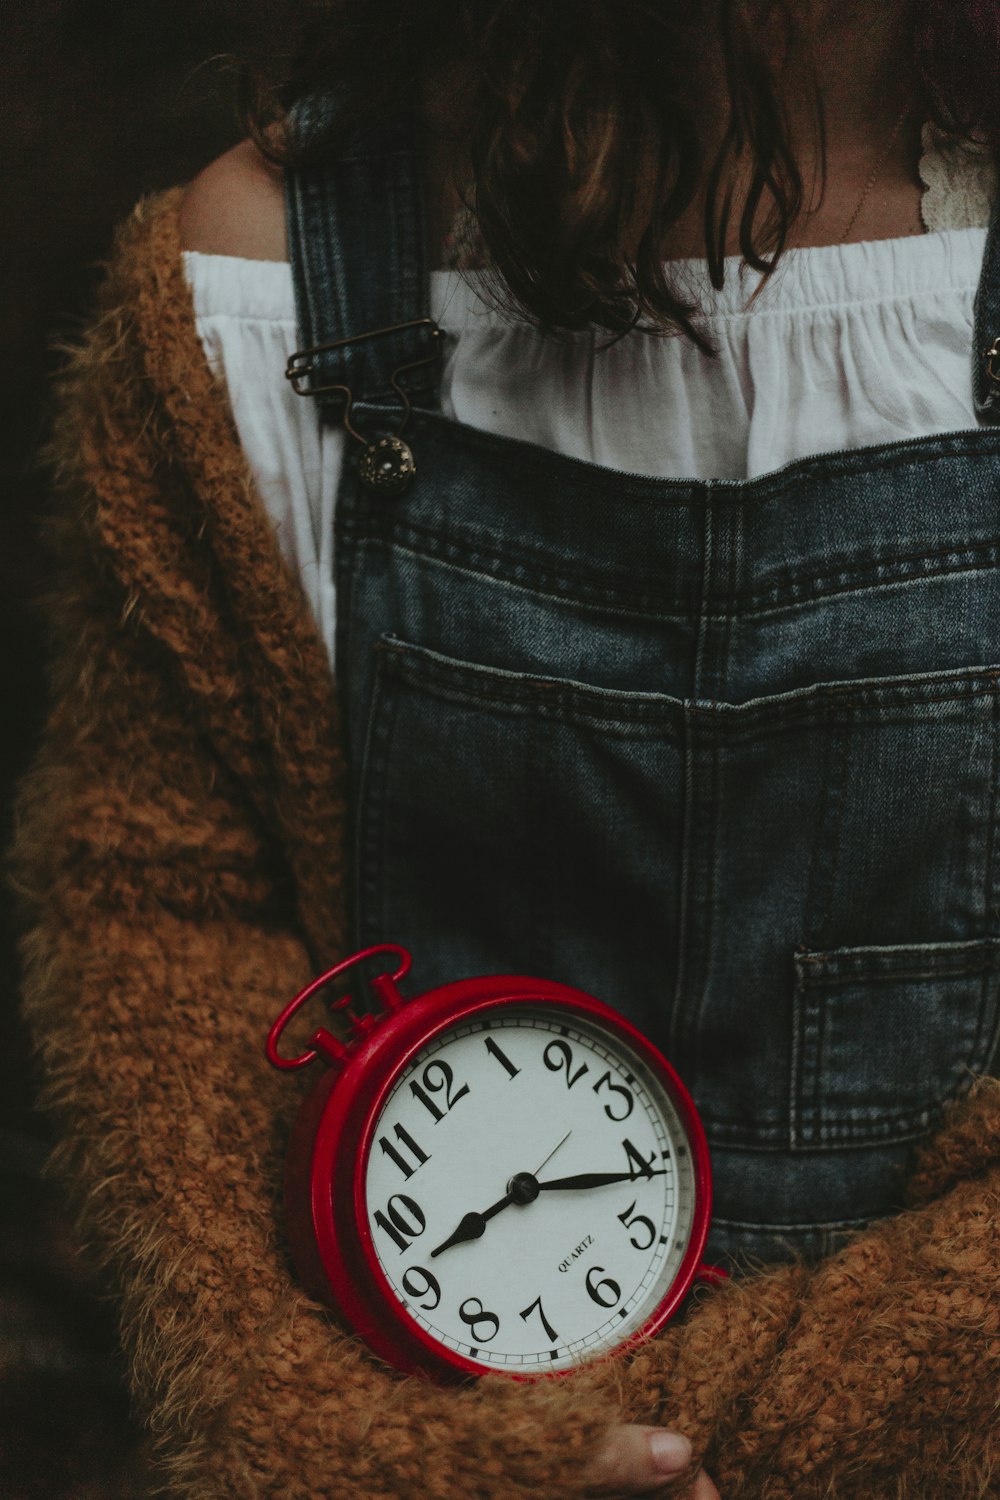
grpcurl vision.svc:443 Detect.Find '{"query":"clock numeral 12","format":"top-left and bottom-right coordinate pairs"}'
top-left (378, 1123), bottom-right (430, 1179)
top-left (409, 1060), bottom-right (471, 1122)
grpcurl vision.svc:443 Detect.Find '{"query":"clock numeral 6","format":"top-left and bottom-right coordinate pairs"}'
top-left (617, 1200), bottom-right (657, 1251)
top-left (585, 1266), bottom-right (622, 1310)
top-left (459, 1297), bottom-right (500, 1343)
top-left (410, 1059), bottom-right (471, 1122)
top-left (373, 1193), bottom-right (426, 1253)
top-left (543, 1038), bottom-right (590, 1088)
top-left (401, 1264), bottom-right (441, 1311)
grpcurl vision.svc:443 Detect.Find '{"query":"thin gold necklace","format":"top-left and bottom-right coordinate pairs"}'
top-left (839, 103), bottom-right (913, 243)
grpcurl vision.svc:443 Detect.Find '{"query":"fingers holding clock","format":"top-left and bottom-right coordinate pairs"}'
top-left (584, 1424), bottom-right (720, 1497)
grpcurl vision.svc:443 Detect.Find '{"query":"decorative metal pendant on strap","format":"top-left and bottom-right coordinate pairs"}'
top-left (359, 435), bottom-right (417, 495)
top-left (286, 316), bottom-right (443, 499)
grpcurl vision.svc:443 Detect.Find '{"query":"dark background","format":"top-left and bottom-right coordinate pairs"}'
top-left (2, 4), bottom-right (289, 1492)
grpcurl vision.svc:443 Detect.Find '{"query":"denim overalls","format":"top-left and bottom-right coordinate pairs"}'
top-left (286, 102), bottom-right (1000, 1267)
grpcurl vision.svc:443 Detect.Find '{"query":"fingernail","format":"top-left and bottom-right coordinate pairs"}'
top-left (649, 1431), bottom-right (692, 1475)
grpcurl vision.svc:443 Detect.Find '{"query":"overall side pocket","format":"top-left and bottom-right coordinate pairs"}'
top-left (790, 937), bottom-right (1000, 1148)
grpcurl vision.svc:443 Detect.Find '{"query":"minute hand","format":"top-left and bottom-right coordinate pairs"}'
top-left (537, 1168), bottom-right (670, 1191)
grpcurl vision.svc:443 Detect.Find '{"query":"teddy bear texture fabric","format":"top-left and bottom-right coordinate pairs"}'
top-left (11, 191), bottom-right (1000, 1499)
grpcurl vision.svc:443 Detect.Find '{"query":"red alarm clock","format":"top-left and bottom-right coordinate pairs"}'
top-left (266, 945), bottom-right (717, 1382)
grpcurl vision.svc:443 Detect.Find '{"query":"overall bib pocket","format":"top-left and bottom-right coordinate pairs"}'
top-left (354, 634), bottom-right (687, 1015)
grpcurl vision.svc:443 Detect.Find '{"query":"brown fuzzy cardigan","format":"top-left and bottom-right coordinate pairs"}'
top-left (11, 189), bottom-right (1000, 1499)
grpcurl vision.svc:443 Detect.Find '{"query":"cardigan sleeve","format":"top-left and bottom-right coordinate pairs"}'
top-left (11, 197), bottom-right (1000, 1500)
top-left (10, 655), bottom-right (628, 1498)
top-left (8, 212), bottom-right (639, 1500)
top-left (623, 1080), bottom-right (1000, 1498)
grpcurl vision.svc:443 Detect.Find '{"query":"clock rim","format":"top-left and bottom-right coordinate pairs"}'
top-left (292, 973), bottom-right (712, 1382)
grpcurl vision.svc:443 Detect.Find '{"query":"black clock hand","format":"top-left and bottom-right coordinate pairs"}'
top-left (538, 1167), bottom-right (670, 1191)
top-left (431, 1161), bottom-right (668, 1254)
top-left (428, 1168), bottom-right (546, 1258)
top-left (429, 1127), bottom-right (572, 1259)
top-left (428, 1193), bottom-right (511, 1258)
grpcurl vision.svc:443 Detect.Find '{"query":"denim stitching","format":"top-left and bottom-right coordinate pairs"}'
top-left (342, 513), bottom-right (1000, 618)
top-left (406, 410), bottom-right (1000, 504)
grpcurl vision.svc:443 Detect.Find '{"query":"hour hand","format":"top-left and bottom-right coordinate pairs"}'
top-left (429, 1209), bottom-right (488, 1258)
top-left (429, 1185), bottom-right (516, 1258)
top-left (538, 1168), bottom-right (670, 1191)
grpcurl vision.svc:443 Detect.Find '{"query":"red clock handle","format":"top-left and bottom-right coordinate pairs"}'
top-left (265, 944), bottom-right (413, 1071)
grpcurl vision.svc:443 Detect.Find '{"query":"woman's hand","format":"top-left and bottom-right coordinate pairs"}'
top-left (587, 1425), bottom-right (720, 1497)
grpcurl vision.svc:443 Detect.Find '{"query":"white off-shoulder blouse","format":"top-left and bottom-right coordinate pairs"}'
top-left (182, 125), bottom-right (997, 666)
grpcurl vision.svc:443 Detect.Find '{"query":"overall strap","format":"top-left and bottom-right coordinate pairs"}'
top-left (973, 183), bottom-right (1000, 423)
top-left (284, 93), bottom-right (443, 428)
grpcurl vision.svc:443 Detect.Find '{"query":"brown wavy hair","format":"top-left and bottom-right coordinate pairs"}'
top-left (246, 0), bottom-right (1000, 346)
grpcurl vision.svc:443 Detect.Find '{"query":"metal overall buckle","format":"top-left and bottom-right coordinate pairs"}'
top-left (984, 336), bottom-right (1000, 387)
top-left (286, 318), bottom-right (444, 496)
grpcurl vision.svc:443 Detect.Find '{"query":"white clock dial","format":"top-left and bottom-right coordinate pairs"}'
top-left (363, 1006), bottom-right (698, 1373)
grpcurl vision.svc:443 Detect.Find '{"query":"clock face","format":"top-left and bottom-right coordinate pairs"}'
top-left (361, 1005), bottom-right (699, 1374)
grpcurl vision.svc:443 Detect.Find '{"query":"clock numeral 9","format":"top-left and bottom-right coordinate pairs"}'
top-left (592, 1070), bottom-right (634, 1121)
top-left (401, 1265), bottom-right (441, 1311)
top-left (617, 1200), bottom-right (657, 1251)
top-left (373, 1193), bottom-right (426, 1253)
top-left (585, 1266), bottom-right (622, 1310)
top-left (410, 1059), bottom-right (471, 1122)
top-left (459, 1297), bottom-right (500, 1344)
top-left (543, 1038), bottom-right (590, 1088)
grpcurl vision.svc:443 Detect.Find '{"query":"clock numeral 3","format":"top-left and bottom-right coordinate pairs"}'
top-left (593, 1070), bottom-right (634, 1121)
top-left (374, 1193), bottom-right (426, 1253)
top-left (519, 1293), bottom-right (560, 1343)
top-left (544, 1038), bottom-right (590, 1089)
top-left (378, 1123), bottom-right (430, 1179)
top-left (459, 1297), bottom-right (500, 1344)
top-left (585, 1266), bottom-right (622, 1310)
top-left (401, 1265), bottom-right (441, 1310)
top-left (617, 1200), bottom-right (657, 1251)
top-left (410, 1059), bottom-right (471, 1122)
